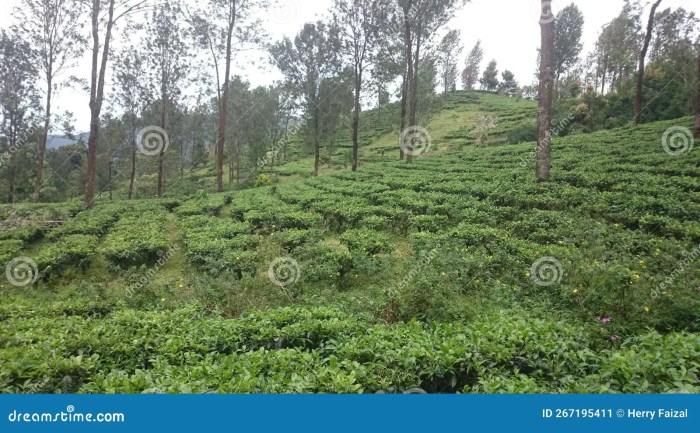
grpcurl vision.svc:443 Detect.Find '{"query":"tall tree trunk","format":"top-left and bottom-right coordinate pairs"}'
top-left (86, 0), bottom-right (116, 209)
top-left (695, 56), bottom-right (700, 138)
top-left (407, 31), bottom-right (421, 164)
top-left (108, 162), bottom-right (113, 200)
top-left (377, 83), bottom-right (382, 127)
top-left (635, 0), bottom-right (662, 125)
top-left (536, 0), bottom-right (555, 182)
top-left (399, 72), bottom-right (408, 160)
top-left (313, 102), bottom-right (320, 176)
top-left (157, 95), bottom-right (166, 196)
top-left (216, 6), bottom-right (236, 192)
top-left (401, 1), bottom-right (414, 164)
top-left (236, 140), bottom-right (241, 187)
top-left (33, 73), bottom-right (52, 202)
top-left (351, 67), bottom-right (362, 172)
top-left (601, 54), bottom-right (608, 94)
top-left (128, 130), bottom-right (136, 199)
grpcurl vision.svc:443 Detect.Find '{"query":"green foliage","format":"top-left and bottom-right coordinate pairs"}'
top-left (0, 239), bottom-right (23, 263)
top-left (101, 210), bottom-right (171, 267)
top-left (507, 121), bottom-right (537, 144)
top-left (255, 174), bottom-right (273, 187)
top-left (340, 228), bottom-right (390, 255)
top-left (0, 304), bottom-right (696, 394)
top-left (35, 235), bottom-right (99, 274)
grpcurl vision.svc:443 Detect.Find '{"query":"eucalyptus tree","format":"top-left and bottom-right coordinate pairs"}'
top-left (332, 0), bottom-right (389, 171)
top-left (635, 0), bottom-right (663, 125)
top-left (13, 0), bottom-right (84, 201)
top-left (83, 0), bottom-right (150, 208)
top-left (0, 30), bottom-right (38, 203)
top-left (436, 29), bottom-right (463, 93)
top-left (113, 46), bottom-right (146, 199)
top-left (461, 40), bottom-right (483, 90)
top-left (271, 22), bottom-right (336, 177)
top-left (191, 0), bottom-right (269, 192)
top-left (396, 0), bottom-right (468, 163)
top-left (143, 0), bottom-right (189, 197)
top-left (553, 3), bottom-right (584, 83)
top-left (536, 0), bottom-right (555, 182)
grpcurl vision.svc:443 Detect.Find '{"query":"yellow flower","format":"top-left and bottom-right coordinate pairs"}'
top-left (644, 306), bottom-right (651, 313)
top-left (573, 288), bottom-right (579, 294)
top-left (441, 272), bottom-right (446, 277)
top-left (639, 261), bottom-right (646, 269)
top-left (178, 284), bottom-right (184, 288)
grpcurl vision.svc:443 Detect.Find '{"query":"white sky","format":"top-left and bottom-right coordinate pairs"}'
top-left (1, 0), bottom-right (699, 132)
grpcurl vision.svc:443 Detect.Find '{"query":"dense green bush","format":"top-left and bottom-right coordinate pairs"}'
top-left (0, 240), bottom-right (23, 263)
top-left (101, 211), bottom-right (171, 267)
top-left (340, 228), bottom-right (390, 255)
top-left (0, 304), bottom-right (696, 394)
top-left (35, 235), bottom-right (99, 274)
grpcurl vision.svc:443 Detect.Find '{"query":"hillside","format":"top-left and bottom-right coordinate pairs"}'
top-left (1, 108), bottom-right (699, 393)
top-left (144, 92), bottom-right (538, 195)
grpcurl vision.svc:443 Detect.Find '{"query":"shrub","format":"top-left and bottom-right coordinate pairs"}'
top-left (340, 228), bottom-right (390, 255)
top-left (35, 235), bottom-right (99, 274)
top-left (101, 211), bottom-right (171, 267)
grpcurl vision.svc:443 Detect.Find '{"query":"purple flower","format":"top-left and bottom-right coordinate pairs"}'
top-left (597, 316), bottom-right (612, 324)
top-left (611, 335), bottom-right (619, 342)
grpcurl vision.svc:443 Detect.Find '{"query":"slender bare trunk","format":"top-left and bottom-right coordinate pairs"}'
top-left (313, 103), bottom-right (320, 176)
top-left (695, 56), bottom-right (700, 138)
top-left (635, 0), bottom-right (662, 125)
top-left (216, 5), bottom-right (236, 192)
top-left (402, 1), bottom-right (414, 163)
top-left (157, 95), bottom-right (166, 196)
top-left (601, 54), bottom-right (608, 94)
top-left (351, 67), bottom-right (362, 172)
top-left (86, 0), bottom-right (116, 208)
top-left (399, 72), bottom-right (407, 160)
top-left (536, 0), bottom-right (555, 182)
top-left (33, 73), bottom-right (52, 202)
top-left (128, 129), bottom-right (136, 199)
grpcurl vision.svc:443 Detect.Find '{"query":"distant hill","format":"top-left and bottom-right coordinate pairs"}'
top-left (47, 132), bottom-right (89, 149)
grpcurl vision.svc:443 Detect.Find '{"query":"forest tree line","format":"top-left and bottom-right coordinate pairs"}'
top-left (0, 0), bottom-right (698, 205)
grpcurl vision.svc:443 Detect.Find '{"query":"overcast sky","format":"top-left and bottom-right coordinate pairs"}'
top-left (1, 0), bottom-right (699, 132)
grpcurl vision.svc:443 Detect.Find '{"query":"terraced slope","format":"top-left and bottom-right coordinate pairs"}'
top-left (1, 117), bottom-right (698, 394)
